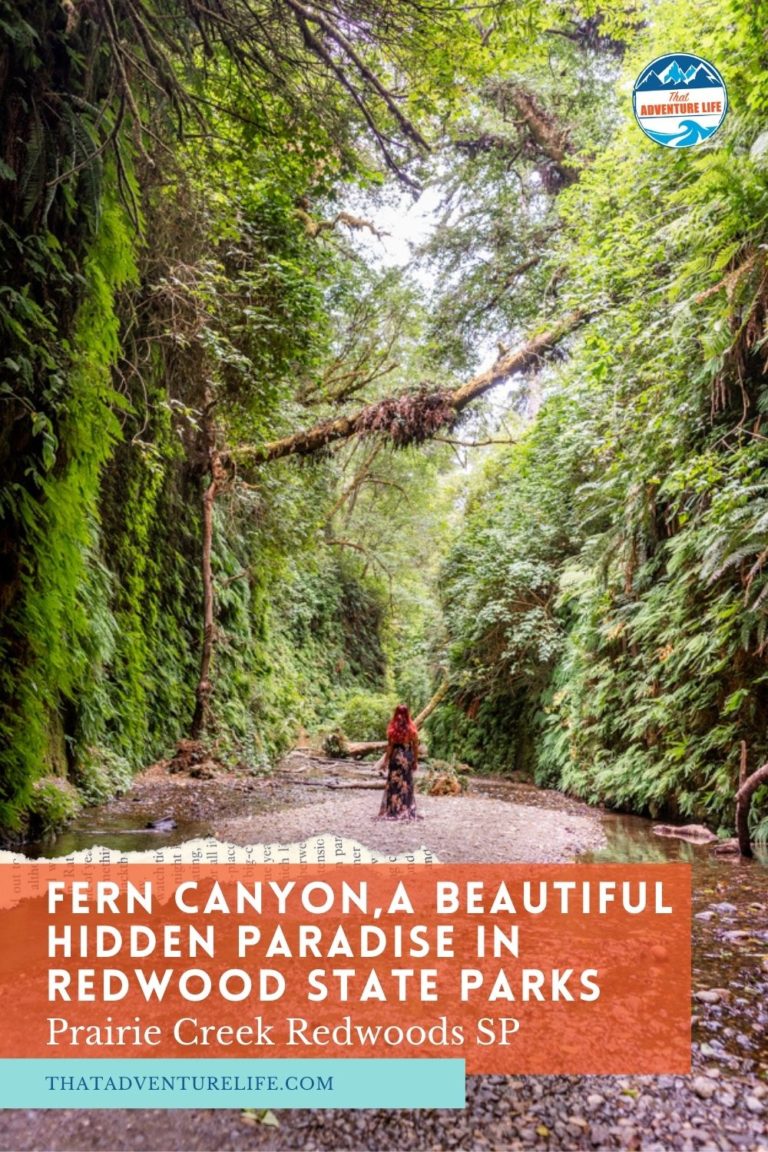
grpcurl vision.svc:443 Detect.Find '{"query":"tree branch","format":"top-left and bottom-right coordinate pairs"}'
top-left (414, 675), bottom-right (450, 727)
top-left (433, 436), bottom-right (518, 448)
top-left (233, 310), bottom-right (585, 464)
top-left (296, 207), bottom-right (390, 240)
top-left (511, 88), bottom-right (572, 170)
top-left (736, 760), bottom-right (768, 857)
top-left (281, 0), bottom-right (429, 152)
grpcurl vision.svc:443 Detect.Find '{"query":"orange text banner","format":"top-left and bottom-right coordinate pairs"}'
top-left (0, 862), bottom-right (691, 1074)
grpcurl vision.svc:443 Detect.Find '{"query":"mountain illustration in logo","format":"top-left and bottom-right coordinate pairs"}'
top-left (636, 55), bottom-right (722, 91)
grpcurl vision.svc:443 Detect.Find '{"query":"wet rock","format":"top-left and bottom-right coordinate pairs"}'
top-left (568, 1115), bottom-right (588, 1128)
top-left (145, 816), bottom-right (177, 831)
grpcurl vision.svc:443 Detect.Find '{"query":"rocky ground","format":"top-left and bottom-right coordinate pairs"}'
top-left (1, 1067), bottom-right (765, 1151)
top-left (1, 755), bottom-right (766, 1151)
top-left (215, 775), bottom-right (605, 865)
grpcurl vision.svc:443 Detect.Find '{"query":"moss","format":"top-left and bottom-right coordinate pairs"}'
top-left (0, 189), bottom-right (137, 833)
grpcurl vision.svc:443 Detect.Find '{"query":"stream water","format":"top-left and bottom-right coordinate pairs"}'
top-left (19, 769), bottom-right (768, 1074)
top-left (587, 809), bottom-right (768, 1075)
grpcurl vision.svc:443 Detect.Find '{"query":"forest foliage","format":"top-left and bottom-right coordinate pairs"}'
top-left (431, 0), bottom-right (768, 837)
top-left (1, 0), bottom-right (767, 841)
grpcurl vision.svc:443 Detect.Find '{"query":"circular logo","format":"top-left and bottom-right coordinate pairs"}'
top-left (632, 53), bottom-right (727, 149)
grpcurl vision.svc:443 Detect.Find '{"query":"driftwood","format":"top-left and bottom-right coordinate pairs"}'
top-left (712, 837), bottom-right (740, 856)
top-left (652, 823), bottom-right (718, 844)
top-left (290, 779), bottom-right (384, 791)
top-left (736, 761), bottom-right (768, 857)
top-left (344, 740), bottom-right (388, 758)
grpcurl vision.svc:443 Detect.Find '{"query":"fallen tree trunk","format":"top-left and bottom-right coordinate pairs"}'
top-left (344, 740), bottom-right (387, 757)
top-left (233, 312), bottom-right (585, 464)
top-left (414, 676), bottom-right (450, 727)
top-left (292, 779), bottom-right (385, 790)
top-left (344, 740), bottom-right (429, 759)
top-left (735, 761), bottom-right (768, 857)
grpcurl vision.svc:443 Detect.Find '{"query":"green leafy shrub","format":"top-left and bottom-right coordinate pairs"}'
top-left (73, 748), bottom-right (133, 805)
top-left (335, 692), bottom-right (398, 742)
top-left (27, 777), bottom-right (81, 836)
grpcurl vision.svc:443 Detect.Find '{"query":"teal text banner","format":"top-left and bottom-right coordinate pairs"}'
top-left (0, 1058), bottom-right (466, 1109)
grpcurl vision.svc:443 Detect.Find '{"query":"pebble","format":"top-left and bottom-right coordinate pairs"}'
top-left (692, 1076), bottom-right (717, 1099)
top-left (745, 1096), bottom-right (764, 1114)
top-left (694, 989), bottom-right (721, 1003)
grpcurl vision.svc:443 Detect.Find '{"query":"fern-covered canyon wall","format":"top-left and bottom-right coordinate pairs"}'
top-left (428, 0), bottom-right (768, 840)
top-left (0, 0), bottom-right (455, 838)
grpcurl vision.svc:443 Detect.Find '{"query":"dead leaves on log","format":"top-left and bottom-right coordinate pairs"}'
top-left (356, 390), bottom-right (456, 447)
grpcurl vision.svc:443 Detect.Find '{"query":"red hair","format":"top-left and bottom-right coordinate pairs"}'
top-left (388, 704), bottom-right (418, 744)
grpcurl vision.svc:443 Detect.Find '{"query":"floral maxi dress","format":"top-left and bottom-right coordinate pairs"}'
top-left (378, 740), bottom-right (419, 820)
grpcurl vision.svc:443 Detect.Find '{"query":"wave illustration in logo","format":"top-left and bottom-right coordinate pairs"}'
top-left (640, 120), bottom-right (718, 148)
